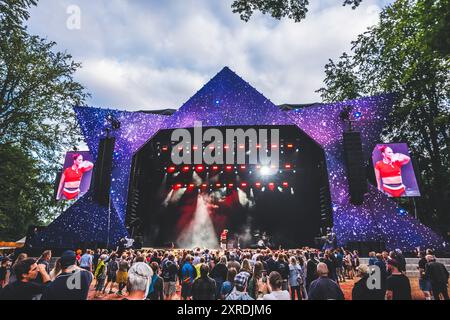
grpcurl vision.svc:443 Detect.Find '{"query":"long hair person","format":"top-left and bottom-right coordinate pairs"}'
top-left (374, 145), bottom-right (410, 197)
top-left (57, 153), bottom-right (94, 200)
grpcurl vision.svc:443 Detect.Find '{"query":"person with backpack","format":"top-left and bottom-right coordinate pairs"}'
top-left (162, 254), bottom-right (179, 300)
top-left (147, 262), bottom-right (164, 300)
top-left (93, 254), bottom-right (107, 298)
top-left (181, 255), bottom-right (195, 300)
top-left (103, 253), bottom-right (118, 295)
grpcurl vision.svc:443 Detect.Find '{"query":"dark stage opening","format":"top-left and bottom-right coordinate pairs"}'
top-left (126, 125), bottom-right (332, 249)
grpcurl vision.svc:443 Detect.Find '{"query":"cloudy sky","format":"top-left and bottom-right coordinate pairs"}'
top-left (26, 0), bottom-right (393, 111)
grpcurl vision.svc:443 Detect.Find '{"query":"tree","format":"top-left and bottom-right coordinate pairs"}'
top-left (231, 0), bottom-right (363, 22)
top-left (0, 0), bottom-right (88, 240)
top-left (317, 0), bottom-right (450, 230)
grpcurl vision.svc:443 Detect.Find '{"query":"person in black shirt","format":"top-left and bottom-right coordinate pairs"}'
top-left (36, 250), bottom-right (51, 284)
top-left (385, 259), bottom-right (411, 300)
top-left (425, 255), bottom-right (449, 300)
top-left (417, 251), bottom-right (432, 300)
top-left (192, 264), bottom-right (216, 300)
top-left (306, 253), bottom-right (319, 292)
top-left (352, 264), bottom-right (383, 300)
top-left (277, 254), bottom-right (289, 291)
top-left (0, 258), bottom-right (51, 300)
top-left (308, 262), bottom-right (344, 300)
top-left (41, 250), bottom-right (93, 300)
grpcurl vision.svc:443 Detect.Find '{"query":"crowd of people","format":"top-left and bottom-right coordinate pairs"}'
top-left (0, 246), bottom-right (448, 300)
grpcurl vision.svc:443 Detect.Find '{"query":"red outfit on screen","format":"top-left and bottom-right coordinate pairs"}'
top-left (63, 166), bottom-right (88, 200)
top-left (375, 160), bottom-right (405, 197)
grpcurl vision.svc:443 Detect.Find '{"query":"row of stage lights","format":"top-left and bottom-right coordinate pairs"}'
top-left (165, 164), bottom-right (296, 174)
top-left (159, 143), bottom-right (298, 152)
top-left (172, 181), bottom-right (290, 191)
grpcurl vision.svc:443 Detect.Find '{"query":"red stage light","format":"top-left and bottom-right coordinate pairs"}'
top-left (271, 144), bottom-right (278, 148)
top-left (240, 182), bottom-right (248, 188)
top-left (287, 143), bottom-right (294, 148)
top-left (282, 182), bottom-right (289, 188)
top-left (167, 166), bottom-right (176, 173)
top-left (178, 146), bottom-right (183, 151)
top-left (162, 145), bottom-right (169, 151)
top-left (209, 145), bottom-right (215, 150)
top-left (212, 165), bottom-right (219, 171)
top-left (284, 164), bottom-right (292, 169)
top-left (215, 183), bottom-right (222, 188)
top-left (255, 182), bottom-right (262, 188)
top-left (268, 182), bottom-right (275, 190)
top-left (228, 183), bottom-right (234, 188)
top-left (224, 144), bottom-right (229, 149)
top-left (240, 165), bottom-right (246, 170)
top-left (195, 165), bottom-right (204, 172)
top-left (256, 144), bottom-right (261, 149)
top-left (225, 165), bottom-right (233, 171)
top-left (193, 145), bottom-right (199, 150)
top-left (188, 183), bottom-right (195, 189)
top-left (174, 183), bottom-right (183, 190)
top-left (182, 166), bottom-right (190, 172)
top-left (201, 183), bottom-right (208, 188)
top-left (239, 144), bottom-right (245, 149)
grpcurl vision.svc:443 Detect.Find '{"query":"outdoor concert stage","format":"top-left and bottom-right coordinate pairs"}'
top-left (31, 67), bottom-right (447, 252)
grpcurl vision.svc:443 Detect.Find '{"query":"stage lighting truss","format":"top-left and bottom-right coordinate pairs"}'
top-left (171, 181), bottom-right (291, 191)
top-left (164, 163), bottom-right (296, 174)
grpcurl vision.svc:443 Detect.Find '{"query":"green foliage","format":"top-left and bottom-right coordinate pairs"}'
top-left (317, 0), bottom-right (450, 229)
top-left (0, 0), bottom-right (88, 240)
top-left (231, 0), bottom-right (362, 22)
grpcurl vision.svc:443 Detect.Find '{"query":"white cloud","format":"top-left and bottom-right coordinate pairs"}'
top-left (26, 0), bottom-right (389, 110)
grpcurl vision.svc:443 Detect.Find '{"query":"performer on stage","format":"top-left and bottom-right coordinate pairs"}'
top-left (322, 227), bottom-right (336, 251)
top-left (374, 145), bottom-right (411, 197)
top-left (220, 229), bottom-right (228, 250)
top-left (57, 153), bottom-right (94, 200)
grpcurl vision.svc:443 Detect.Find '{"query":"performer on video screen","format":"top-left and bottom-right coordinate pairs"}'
top-left (374, 145), bottom-right (410, 197)
top-left (220, 229), bottom-right (228, 250)
top-left (57, 153), bottom-right (94, 200)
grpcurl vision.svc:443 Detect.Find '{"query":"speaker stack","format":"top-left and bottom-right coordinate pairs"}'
top-left (92, 137), bottom-right (115, 206)
top-left (343, 131), bottom-right (367, 205)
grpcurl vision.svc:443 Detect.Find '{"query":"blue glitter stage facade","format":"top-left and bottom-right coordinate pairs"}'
top-left (36, 67), bottom-right (446, 251)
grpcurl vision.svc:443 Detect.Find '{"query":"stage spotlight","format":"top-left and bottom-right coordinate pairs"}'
top-left (225, 165), bottom-right (233, 171)
top-left (182, 165), bottom-right (190, 173)
top-left (282, 182), bottom-right (289, 188)
top-left (167, 166), bottom-right (176, 173)
top-left (193, 145), bottom-right (199, 150)
top-left (224, 144), bottom-right (230, 150)
top-left (239, 144), bottom-right (245, 149)
top-left (240, 165), bottom-right (246, 170)
top-left (268, 182), bottom-right (275, 191)
top-left (195, 165), bottom-right (205, 172)
top-left (256, 144), bottom-right (261, 149)
top-left (255, 182), bottom-right (262, 188)
top-left (291, 187), bottom-right (295, 195)
top-left (173, 183), bottom-right (183, 190)
top-left (187, 183), bottom-right (195, 190)
top-left (284, 164), bottom-right (292, 169)
top-left (162, 145), bottom-right (169, 151)
top-left (211, 165), bottom-right (219, 171)
top-left (260, 166), bottom-right (273, 176)
top-left (287, 143), bottom-right (294, 149)
top-left (215, 183), bottom-right (222, 188)
top-left (209, 145), bottom-right (215, 150)
top-left (353, 111), bottom-right (362, 119)
top-left (228, 183), bottom-right (234, 188)
top-left (201, 183), bottom-right (208, 189)
top-left (240, 182), bottom-right (248, 188)
top-left (271, 144), bottom-right (278, 149)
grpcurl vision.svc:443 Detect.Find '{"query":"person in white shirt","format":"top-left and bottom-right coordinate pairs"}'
top-left (261, 271), bottom-right (290, 300)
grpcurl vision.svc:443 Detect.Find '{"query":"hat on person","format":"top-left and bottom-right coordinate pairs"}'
top-left (60, 250), bottom-right (77, 268)
top-left (234, 272), bottom-right (249, 291)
